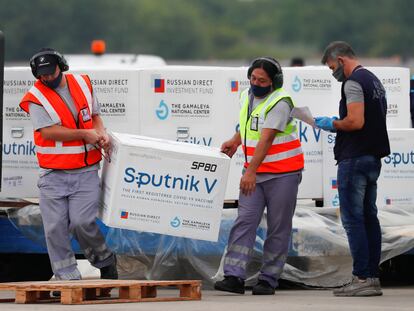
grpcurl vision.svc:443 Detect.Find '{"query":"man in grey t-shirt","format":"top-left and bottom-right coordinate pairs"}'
top-left (315, 41), bottom-right (388, 297)
top-left (20, 48), bottom-right (117, 282)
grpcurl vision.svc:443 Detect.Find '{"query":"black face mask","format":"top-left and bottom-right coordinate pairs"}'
top-left (250, 83), bottom-right (272, 97)
top-left (43, 71), bottom-right (63, 89)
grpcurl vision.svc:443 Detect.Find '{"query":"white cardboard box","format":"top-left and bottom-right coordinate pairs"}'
top-left (137, 66), bottom-right (247, 201)
top-left (99, 132), bottom-right (230, 241)
top-left (3, 66), bottom-right (410, 201)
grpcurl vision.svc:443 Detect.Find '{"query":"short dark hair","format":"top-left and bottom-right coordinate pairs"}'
top-left (321, 41), bottom-right (356, 64)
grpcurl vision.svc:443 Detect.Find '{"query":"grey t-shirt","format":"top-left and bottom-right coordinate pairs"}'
top-left (28, 82), bottom-right (101, 176)
top-left (246, 95), bottom-right (301, 183)
top-left (344, 80), bottom-right (364, 104)
top-left (251, 97), bottom-right (293, 131)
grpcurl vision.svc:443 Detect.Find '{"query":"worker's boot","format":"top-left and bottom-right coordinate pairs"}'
top-left (252, 279), bottom-right (275, 295)
top-left (214, 275), bottom-right (245, 294)
top-left (100, 256), bottom-right (118, 279)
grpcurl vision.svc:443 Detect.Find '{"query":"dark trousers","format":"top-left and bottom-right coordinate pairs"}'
top-left (223, 172), bottom-right (301, 288)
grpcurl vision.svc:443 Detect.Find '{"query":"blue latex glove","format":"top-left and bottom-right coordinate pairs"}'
top-left (314, 116), bottom-right (338, 132)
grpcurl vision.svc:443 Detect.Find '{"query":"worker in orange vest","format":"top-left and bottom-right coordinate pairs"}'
top-left (20, 48), bottom-right (117, 281)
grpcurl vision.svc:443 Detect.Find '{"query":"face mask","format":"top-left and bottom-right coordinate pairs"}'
top-left (250, 84), bottom-right (272, 97)
top-left (332, 62), bottom-right (346, 82)
top-left (43, 71), bottom-right (63, 89)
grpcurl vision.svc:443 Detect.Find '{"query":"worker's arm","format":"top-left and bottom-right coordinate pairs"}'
top-left (240, 128), bottom-right (278, 196)
top-left (92, 114), bottom-right (106, 135)
top-left (221, 131), bottom-right (242, 158)
top-left (39, 124), bottom-right (101, 145)
top-left (334, 80), bottom-right (365, 131)
top-left (333, 102), bottom-right (364, 131)
top-left (92, 114), bottom-right (110, 153)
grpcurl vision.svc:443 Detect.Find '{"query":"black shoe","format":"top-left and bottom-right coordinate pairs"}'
top-left (214, 276), bottom-right (245, 294)
top-left (252, 280), bottom-right (275, 295)
top-left (100, 256), bottom-right (118, 279)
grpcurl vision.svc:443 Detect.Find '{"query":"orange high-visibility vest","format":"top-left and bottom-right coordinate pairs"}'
top-left (239, 88), bottom-right (304, 173)
top-left (20, 74), bottom-right (102, 169)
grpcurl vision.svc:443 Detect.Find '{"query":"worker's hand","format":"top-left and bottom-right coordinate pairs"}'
top-left (97, 131), bottom-right (111, 155)
top-left (240, 170), bottom-right (256, 196)
top-left (221, 139), bottom-right (239, 158)
top-left (82, 129), bottom-right (102, 145)
top-left (314, 116), bottom-right (338, 132)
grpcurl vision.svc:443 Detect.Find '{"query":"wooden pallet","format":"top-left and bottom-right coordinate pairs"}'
top-left (0, 279), bottom-right (202, 305)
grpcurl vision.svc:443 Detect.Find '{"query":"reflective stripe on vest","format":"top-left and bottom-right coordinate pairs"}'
top-left (72, 74), bottom-right (93, 114)
top-left (36, 143), bottom-right (96, 155)
top-left (19, 74), bottom-right (101, 169)
top-left (244, 131), bottom-right (299, 148)
top-left (239, 88), bottom-right (304, 173)
top-left (27, 86), bottom-right (61, 124)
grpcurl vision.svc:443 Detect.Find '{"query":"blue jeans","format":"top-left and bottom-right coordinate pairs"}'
top-left (337, 155), bottom-right (382, 278)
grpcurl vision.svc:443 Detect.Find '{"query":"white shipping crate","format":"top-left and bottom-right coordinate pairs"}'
top-left (284, 66), bottom-right (341, 199)
top-left (137, 66), bottom-right (248, 201)
top-left (3, 65), bottom-right (410, 202)
top-left (367, 67), bottom-right (411, 128)
top-left (2, 67), bottom-right (38, 197)
top-left (99, 132), bottom-right (231, 241)
top-left (378, 129), bottom-right (414, 206)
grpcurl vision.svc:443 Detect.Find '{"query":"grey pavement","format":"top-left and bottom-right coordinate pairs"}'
top-left (0, 287), bottom-right (413, 311)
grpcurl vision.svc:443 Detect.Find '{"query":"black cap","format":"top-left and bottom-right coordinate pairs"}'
top-left (34, 54), bottom-right (58, 76)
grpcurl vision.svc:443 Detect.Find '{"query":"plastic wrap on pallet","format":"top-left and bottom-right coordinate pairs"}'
top-left (5, 204), bottom-right (414, 288)
top-left (106, 205), bottom-right (414, 288)
top-left (6, 204), bottom-right (48, 250)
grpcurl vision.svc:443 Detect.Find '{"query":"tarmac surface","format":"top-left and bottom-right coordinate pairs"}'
top-left (0, 286), bottom-right (413, 311)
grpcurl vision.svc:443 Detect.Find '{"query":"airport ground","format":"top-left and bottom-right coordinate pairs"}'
top-left (0, 286), bottom-right (413, 311)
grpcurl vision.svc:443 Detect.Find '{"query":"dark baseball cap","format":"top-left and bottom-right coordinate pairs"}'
top-left (34, 54), bottom-right (58, 76)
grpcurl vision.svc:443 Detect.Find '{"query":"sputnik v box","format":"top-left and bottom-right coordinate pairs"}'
top-left (99, 132), bottom-right (231, 242)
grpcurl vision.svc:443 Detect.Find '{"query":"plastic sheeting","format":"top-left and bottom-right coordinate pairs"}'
top-left (6, 203), bottom-right (414, 288)
top-left (6, 204), bottom-right (48, 250)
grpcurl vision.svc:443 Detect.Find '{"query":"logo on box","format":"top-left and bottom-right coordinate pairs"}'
top-left (384, 196), bottom-right (412, 205)
top-left (120, 211), bottom-right (129, 219)
top-left (3, 175), bottom-right (23, 187)
top-left (231, 81), bottom-right (238, 92)
top-left (331, 194), bottom-right (340, 207)
top-left (170, 216), bottom-right (181, 228)
top-left (154, 78), bottom-right (165, 93)
top-left (155, 100), bottom-right (169, 120)
top-left (292, 76), bottom-right (302, 92)
top-left (177, 127), bottom-right (190, 140)
top-left (330, 178), bottom-right (338, 189)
